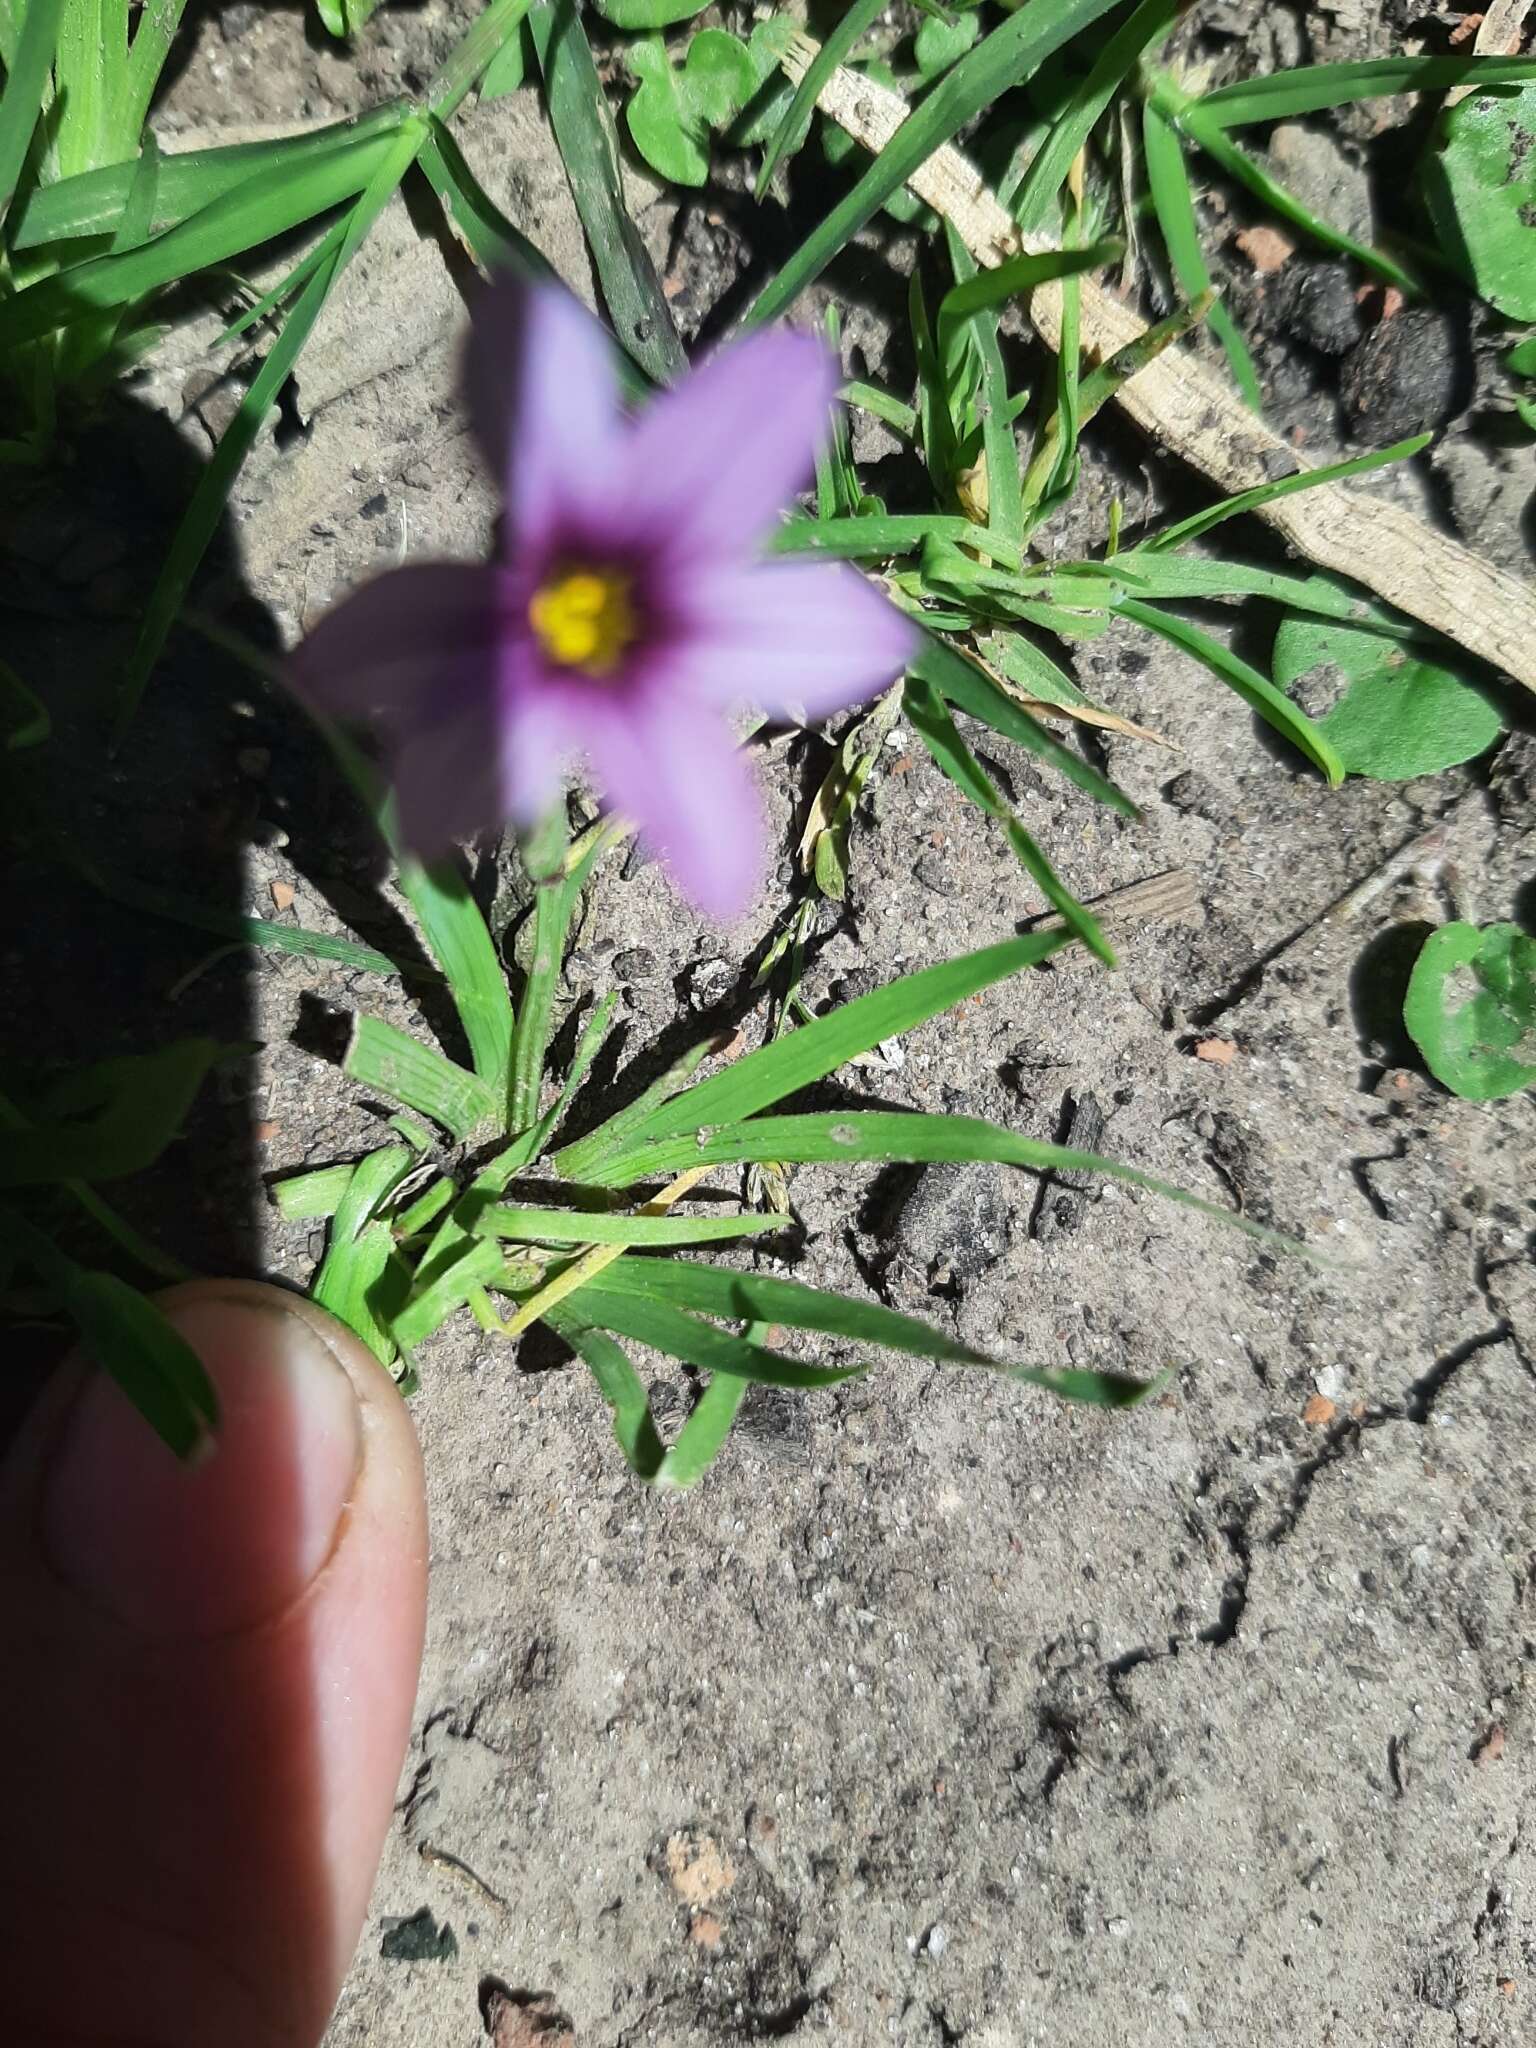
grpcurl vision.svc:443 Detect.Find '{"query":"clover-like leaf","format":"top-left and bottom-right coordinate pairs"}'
top-left (914, 10), bottom-right (980, 82)
top-left (1405, 921), bottom-right (1536, 1102)
top-left (1274, 604), bottom-right (1501, 781)
top-left (626, 29), bottom-right (757, 187)
top-left (1424, 82), bottom-right (1536, 321)
top-left (729, 14), bottom-right (801, 148)
top-left (596, 0), bottom-right (710, 27)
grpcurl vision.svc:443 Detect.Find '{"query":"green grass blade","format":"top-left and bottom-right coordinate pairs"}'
top-left (571, 1283), bottom-right (864, 1391)
top-left (1178, 102), bottom-right (1416, 292)
top-left (417, 118), bottom-right (557, 284)
top-left (595, 1256), bottom-right (1161, 1409)
top-left (110, 218), bottom-right (346, 741)
top-left (113, 121), bottom-right (425, 746)
top-left (554, 930), bottom-right (1072, 1179)
top-left (0, 128), bottom-right (406, 350)
top-left (272, 1162), bottom-right (357, 1221)
top-left (1100, 550), bottom-right (1410, 624)
top-left (654, 1369), bottom-right (747, 1489)
top-left (508, 818), bottom-right (616, 1131)
top-left (528, 0), bottom-right (685, 383)
top-left (346, 1015), bottom-right (496, 1140)
top-left (1141, 98), bottom-right (1262, 410)
top-left (9, 107), bottom-right (409, 248)
top-left (904, 672), bottom-right (1111, 960)
top-left (550, 1034), bottom-right (719, 1184)
top-left (429, 0), bottom-right (536, 120)
top-left (63, 1265), bottom-right (219, 1457)
top-left (0, 1038), bottom-right (230, 1188)
top-left (471, 1203), bottom-right (785, 1247)
top-left (1116, 595), bottom-right (1345, 784)
top-left (1142, 434), bottom-right (1431, 552)
top-left (775, 513), bottom-right (1021, 564)
top-left (937, 238), bottom-right (1119, 320)
top-left (545, 1310), bottom-right (667, 1478)
top-left (744, 0), bottom-right (1127, 329)
top-left (109, 129), bottom-right (161, 253)
top-left (122, 0), bottom-right (189, 140)
top-left (392, 1236), bottom-right (510, 1350)
top-left (394, 847), bottom-right (515, 1096)
top-left (1195, 55), bottom-right (1536, 128)
top-left (755, 0), bottom-right (885, 198)
top-left (0, 0), bottom-right (64, 226)
top-left (910, 634), bottom-right (1135, 814)
top-left (943, 226), bottom-right (1022, 541)
top-left (1013, 0), bottom-right (1183, 232)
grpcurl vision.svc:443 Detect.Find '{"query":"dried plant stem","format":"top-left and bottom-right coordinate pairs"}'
top-left (783, 34), bottom-right (1536, 692)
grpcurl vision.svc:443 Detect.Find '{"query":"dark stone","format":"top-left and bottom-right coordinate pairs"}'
top-left (380, 1907), bottom-right (458, 1963)
top-left (1341, 309), bottom-right (1465, 446)
top-left (612, 946), bottom-right (658, 983)
top-left (893, 1160), bottom-right (1012, 1288)
top-left (914, 851), bottom-right (960, 895)
top-left (1272, 257), bottom-right (1363, 357)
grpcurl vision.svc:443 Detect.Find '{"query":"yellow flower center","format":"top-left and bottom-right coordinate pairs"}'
top-left (528, 567), bottom-right (636, 676)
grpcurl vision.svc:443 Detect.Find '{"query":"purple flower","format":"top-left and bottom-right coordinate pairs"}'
top-left (291, 282), bottom-right (917, 917)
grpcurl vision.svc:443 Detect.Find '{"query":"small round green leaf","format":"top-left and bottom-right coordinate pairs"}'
top-left (626, 30), bottom-right (757, 187)
top-left (596, 0), bottom-right (710, 27)
top-left (1404, 921), bottom-right (1536, 1102)
top-left (1424, 83), bottom-right (1536, 321)
top-left (914, 12), bottom-right (980, 82)
top-left (1274, 612), bottom-right (1501, 780)
top-left (1507, 335), bottom-right (1536, 379)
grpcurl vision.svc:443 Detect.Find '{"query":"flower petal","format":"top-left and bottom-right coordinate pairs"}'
top-left (671, 559), bottom-right (918, 723)
top-left (584, 692), bottom-right (763, 920)
top-left (462, 280), bottom-right (624, 549)
top-left (621, 328), bottom-right (837, 564)
top-left (389, 662), bottom-right (512, 856)
top-left (287, 564), bottom-right (500, 719)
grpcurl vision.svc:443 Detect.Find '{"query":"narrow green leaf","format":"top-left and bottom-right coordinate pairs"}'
top-left (0, 0), bottom-right (64, 226)
top-left (937, 237), bottom-right (1119, 321)
top-left (911, 634), bottom-right (1135, 815)
top-left (63, 1268), bottom-right (219, 1458)
top-left (429, 0), bottom-right (538, 120)
top-left (0, 657), bottom-right (50, 747)
top-left (9, 106), bottom-right (409, 249)
top-left (545, 1309), bottom-right (666, 1478)
top-left (905, 673), bottom-right (1111, 960)
top-left (393, 845), bottom-right (515, 1095)
top-left (121, 0), bottom-right (190, 139)
top-left (529, 0), bottom-right (685, 383)
top-left (471, 1202), bottom-right (784, 1247)
top-left (1013, 0), bottom-right (1183, 231)
top-left (272, 1162), bottom-right (357, 1221)
top-left (555, 930), bottom-right (1072, 1179)
top-left (1178, 102), bottom-right (1417, 293)
top-left (0, 1038), bottom-right (230, 1188)
top-left (1196, 55), bottom-right (1536, 128)
top-left (346, 1015), bottom-right (495, 1140)
top-left (775, 513), bottom-right (1021, 565)
top-left (756, 0), bottom-right (886, 198)
top-left (1142, 98), bottom-right (1262, 410)
top-left (0, 128), bottom-right (408, 351)
top-left (744, 0), bottom-right (1127, 330)
top-left (597, 1256), bottom-right (1161, 1408)
top-left (655, 1369), bottom-right (748, 1489)
top-left (508, 819), bottom-right (617, 1131)
top-left (393, 1235), bottom-right (511, 1350)
top-left (571, 1282), bottom-right (864, 1391)
top-left (1143, 435), bottom-right (1431, 552)
top-left (1117, 596), bottom-right (1345, 784)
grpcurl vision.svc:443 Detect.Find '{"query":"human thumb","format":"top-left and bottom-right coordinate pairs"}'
top-left (0, 1280), bottom-right (428, 2048)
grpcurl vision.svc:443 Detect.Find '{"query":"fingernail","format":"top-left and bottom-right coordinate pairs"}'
top-left (42, 1295), bottom-right (363, 1636)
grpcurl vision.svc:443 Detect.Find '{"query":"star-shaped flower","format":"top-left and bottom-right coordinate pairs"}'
top-left (291, 281), bottom-right (917, 916)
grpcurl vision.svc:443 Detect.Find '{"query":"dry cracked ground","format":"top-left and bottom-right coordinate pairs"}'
top-left (26, 4), bottom-right (1536, 2043)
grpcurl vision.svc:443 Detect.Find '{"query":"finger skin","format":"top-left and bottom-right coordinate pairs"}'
top-left (0, 1281), bottom-right (429, 2048)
